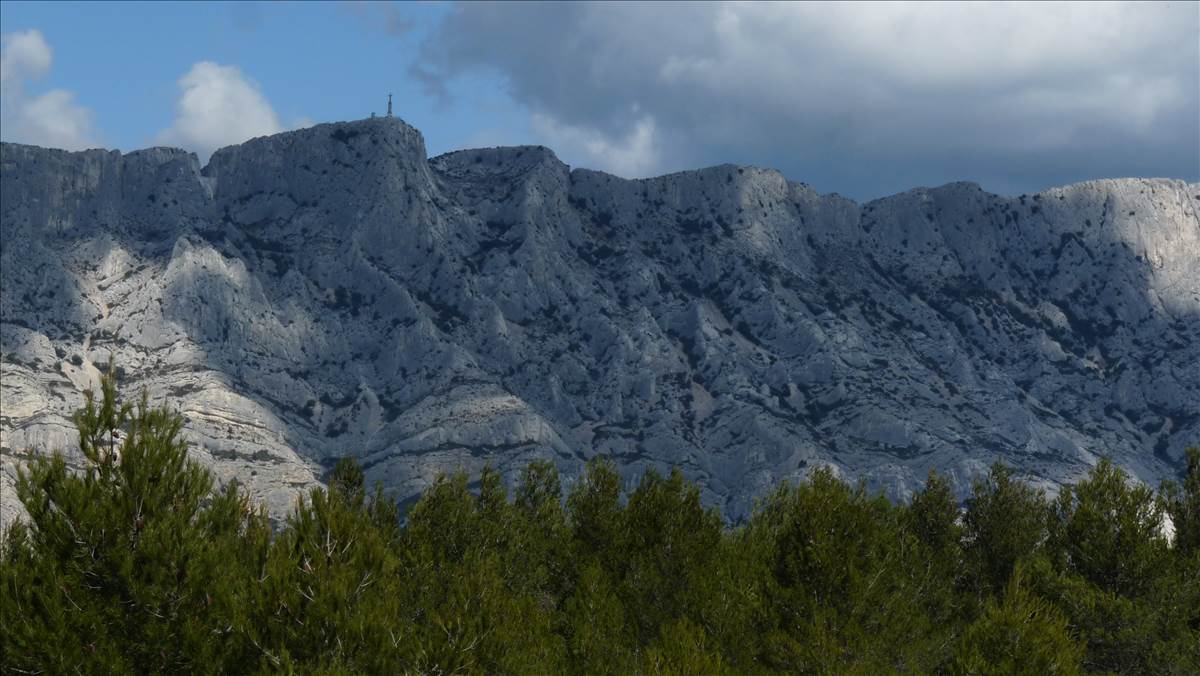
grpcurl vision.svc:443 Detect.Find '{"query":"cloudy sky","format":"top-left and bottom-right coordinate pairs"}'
top-left (2, 1), bottom-right (1196, 200)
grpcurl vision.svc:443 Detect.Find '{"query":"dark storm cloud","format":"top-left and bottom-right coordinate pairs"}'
top-left (416, 1), bottom-right (1198, 200)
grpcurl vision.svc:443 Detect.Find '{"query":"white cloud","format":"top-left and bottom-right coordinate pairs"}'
top-left (156, 61), bottom-right (282, 162)
top-left (644, 2), bottom-right (1191, 144)
top-left (0, 29), bottom-right (51, 84)
top-left (418, 1), bottom-right (1199, 198)
top-left (0, 29), bottom-right (98, 151)
top-left (532, 113), bottom-right (660, 178)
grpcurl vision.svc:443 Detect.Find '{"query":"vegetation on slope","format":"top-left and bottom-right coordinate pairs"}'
top-left (2, 365), bottom-right (1197, 674)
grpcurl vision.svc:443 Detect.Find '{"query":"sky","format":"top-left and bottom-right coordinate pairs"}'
top-left (1, 1), bottom-right (1197, 200)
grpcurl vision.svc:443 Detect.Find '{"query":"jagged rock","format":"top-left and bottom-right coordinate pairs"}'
top-left (2, 117), bottom-right (1197, 526)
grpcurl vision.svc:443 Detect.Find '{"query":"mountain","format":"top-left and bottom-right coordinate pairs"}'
top-left (2, 117), bottom-right (1197, 525)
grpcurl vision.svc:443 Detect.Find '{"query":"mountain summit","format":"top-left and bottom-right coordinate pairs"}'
top-left (2, 118), bottom-right (1197, 523)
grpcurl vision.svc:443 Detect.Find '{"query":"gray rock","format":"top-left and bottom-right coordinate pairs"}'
top-left (2, 118), bottom-right (1198, 527)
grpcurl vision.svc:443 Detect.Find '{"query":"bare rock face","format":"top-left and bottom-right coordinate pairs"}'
top-left (2, 117), bottom-right (1198, 525)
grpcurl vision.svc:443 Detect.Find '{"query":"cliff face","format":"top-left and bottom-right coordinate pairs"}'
top-left (3, 117), bottom-right (1198, 524)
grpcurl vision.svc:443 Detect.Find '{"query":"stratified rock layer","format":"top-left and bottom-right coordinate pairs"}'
top-left (3, 118), bottom-right (1198, 524)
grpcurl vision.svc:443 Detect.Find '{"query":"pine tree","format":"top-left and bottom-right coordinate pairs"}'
top-left (397, 467), bottom-right (567, 672)
top-left (512, 460), bottom-right (571, 602)
top-left (567, 456), bottom-right (624, 569)
top-left (1034, 457), bottom-right (1199, 673)
top-left (904, 469), bottom-right (968, 665)
top-left (962, 463), bottom-right (1052, 600)
top-left (1054, 458), bottom-right (1167, 597)
top-left (753, 468), bottom-right (941, 672)
top-left (1162, 447), bottom-right (1200, 556)
top-left (908, 469), bottom-right (964, 561)
top-left (620, 468), bottom-right (723, 648)
top-left (0, 358), bottom-right (263, 673)
top-left (563, 560), bottom-right (637, 673)
top-left (1158, 446), bottom-right (1200, 671)
top-left (243, 456), bottom-right (406, 671)
top-left (952, 567), bottom-right (1083, 675)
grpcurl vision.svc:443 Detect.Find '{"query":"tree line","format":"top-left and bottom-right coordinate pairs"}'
top-left (2, 365), bottom-right (1197, 674)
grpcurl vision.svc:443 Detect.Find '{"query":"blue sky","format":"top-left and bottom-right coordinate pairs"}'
top-left (0, 2), bottom-right (534, 159)
top-left (2, 1), bottom-right (1197, 200)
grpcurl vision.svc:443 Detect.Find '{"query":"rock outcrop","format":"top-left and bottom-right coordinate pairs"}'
top-left (3, 117), bottom-right (1197, 525)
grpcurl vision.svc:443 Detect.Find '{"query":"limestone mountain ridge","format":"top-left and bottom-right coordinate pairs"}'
top-left (2, 116), bottom-right (1197, 524)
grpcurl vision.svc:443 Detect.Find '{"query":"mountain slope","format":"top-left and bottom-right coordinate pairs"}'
top-left (2, 117), bottom-right (1197, 524)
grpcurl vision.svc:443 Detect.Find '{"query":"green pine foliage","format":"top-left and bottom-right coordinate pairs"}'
top-left (1034, 457), bottom-right (1198, 674)
top-left (1163, 447), bottom-right (1200, 556)
top-left (1, 358), bottom-right (269, 673)
top-left (962, 463), bottom-right (1054, 600)
top-left (1, 364), bottom-right (1197, 673)
top-left (952, 567), bottom-right (1084, 675)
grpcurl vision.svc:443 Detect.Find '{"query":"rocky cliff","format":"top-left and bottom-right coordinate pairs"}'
top-left (2, 117), bottom-right (1198, 525)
